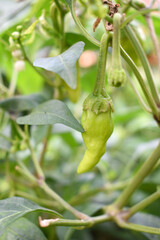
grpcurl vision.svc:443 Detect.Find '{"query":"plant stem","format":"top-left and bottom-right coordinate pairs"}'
top-left (70, 0), bottom-right (100, 47)
top-left (124, 25), bottom-right (160, 107)
top-left (125, 70), bottom-right (152, 113)
top-left (15, 190), bottom-right (61, 209)
top-left (124, 189), bottom-right (160, 220)
top-left (114, 142), bottom-right (160, 209)
top-left (93, 33), bottom-right (111, 96)
top-left (40, 181), bottom-right (89, 220)
top-left (25, 126), bottom-right (45, 180)
top-left (121, 8), bottom-right (158, 28)
top-left (120, 47), bottom-right (159, 117)
top-left (112, 13), bottom-right (122, 69)
top-left (39, 125), bottom-right (52, 167)
top-left (8, 68), bottom-right (18, 97)
top-left (39, 214), bottom-right (110, 227)
top-left (145, 15), bottom-right (160, 71)
top-left (116, 217), bottom-right (160, 235)
top-left (18, 39), bottom-right (55, 86)
top-left (69, 180), bottom-right (128, 206)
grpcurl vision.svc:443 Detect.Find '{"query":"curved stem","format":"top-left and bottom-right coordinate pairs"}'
top-left (124, 25), bottom-right (160, 107)
top-left (116, 217), bottom-right (160, 235)
top-left (124, 189), bottom-right (160, 220)
top-left (18, 39), bottom-right (55, 86)
top-left (70, 0), bottom-right (100, 47)
top-left (114, 142), bottom-right (160, 209)
top-left (120, 47), bottom-right (159, 117)
top-left (70, 180), bottom-right (128, 206)
top-left (40, 181), bottom-right (89, 220)
top-left (145, 15), bottom-right (160, 71)
top-left (125, 70), bottom-right (152, 113)
top-left (121, 8), bottom-right (158, 28)
top-left (93, 33), bottom-right (112, 96)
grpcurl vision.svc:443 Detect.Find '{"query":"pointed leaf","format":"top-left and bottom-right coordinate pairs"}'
top-left (17, 100), bottom-right (84, 132)
top-left (0, 94), bottom-right (45, 112)
top-left (0, 197), bottom-right (62, 237)
top-left (0, 218), bottom-right (47, 240)
top-left (33, 42), bottom-right (85, 89)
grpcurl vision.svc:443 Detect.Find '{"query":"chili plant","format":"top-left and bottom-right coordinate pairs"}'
top-left (0, 0), bottom-right (160, 239)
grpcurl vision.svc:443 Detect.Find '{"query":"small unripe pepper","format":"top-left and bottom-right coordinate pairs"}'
top-left (108, 13), bottom-right (126, 87)
top-left (77, 33), bottom-right (114, 174)
top-left (77, 94), bottom-right (114, 173)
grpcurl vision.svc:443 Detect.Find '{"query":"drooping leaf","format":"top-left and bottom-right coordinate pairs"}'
top-left (17, 100), bottom-right (84, 132)
top-left (0, 197), bottom-right (61, 237)
top-left (0, 218), bottom-right (47, 240)
top-left (0, 94), bottom-right (45, 112)
top-left (0, 136), bottom-right (11, 151)
top-left (33, 42), bottom-right (85, 89)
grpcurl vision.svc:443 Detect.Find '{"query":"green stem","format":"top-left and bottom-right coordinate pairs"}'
top-left (125, 189), bottom-right (160, 219)
top-left (8, 68), bottom-right (18, 97)
top-left (124, 25), bottom-right (160, 107)
top-left (39, 214), bottom-right (110, 227)
top-left (121, 8), bottom-right (158, 28)
top-left (93, 33), bottom-right (111, 96)
top-left (15, 163), bottom-right (37, 184)
top-left (125, 70), bottom-right (152, 113)
top-left (116, 217), bottom-right (160, 235)
top-left (70, 0), bottom-right (100, 47)
top-left (18, 39), bottom-right (55, 86)
top-left (25, 126), bottom-right (45, 180)
top-left (145, 15), bottom-right (160, 71)
top-left (114, 142), bottom-right (160, 209)
top-left (70, 180), bottom-right (128, 206)
top-left (39, 125), bottom-right (52, 167)
top-left (16, 155), bottom-right (89, 220)
top-left (15, 190), bottom-right (61, 209)
top-left (112, 13), bottom-right (121, 69)
top-left (120, 47), bottom-right (159, 117)
top-left (40, 181), bottom-right (89, 220)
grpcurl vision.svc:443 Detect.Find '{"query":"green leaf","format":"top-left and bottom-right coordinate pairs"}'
top-left (65, 32), bottom-right (98, 50)
top-left (0, 197), bottom-right (61, 237)
top-left (17, 100), bottom-right (84, 132)
top-left (33, 42), bottom-right (85, 89)
top-left (0, 218), bottom-right (47, 240)
top-left (0, 136), bottom-right (11, 151)
top-left (0, 94), bottom-right (45, 112)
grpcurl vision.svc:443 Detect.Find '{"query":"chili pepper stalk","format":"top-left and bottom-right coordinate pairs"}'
top-left (108, 13), bottom-right (126, 87)
top-left (77, 33), bottom-right (114, 174)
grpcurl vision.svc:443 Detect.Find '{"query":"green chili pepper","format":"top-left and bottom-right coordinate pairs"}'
top-left (77, 94), bottom-right (114, 174)
top-left (77, 33), bottom-right (114, 174)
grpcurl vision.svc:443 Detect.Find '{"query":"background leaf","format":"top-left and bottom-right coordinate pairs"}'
top-left (0, 136), bottom-right (11, 151)
top-left (0, 94), bottom-right (45, 112)
top-left (33, 42), bottom-right (85, 89)
top-left (0, 197), bottom-right (61, 237)
top-left (0, 218), bottom-right (47, 240)
top-left (17, 100), bottom-right (84, 132)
